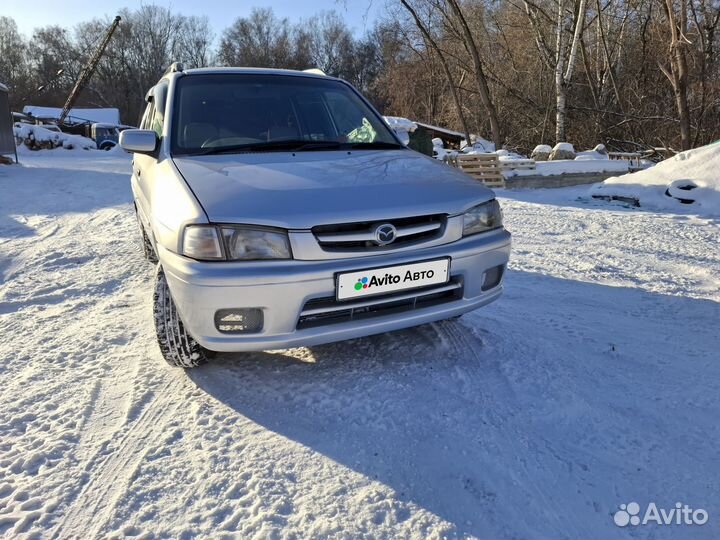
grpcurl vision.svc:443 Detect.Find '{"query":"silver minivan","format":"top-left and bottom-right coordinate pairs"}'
top-left (120, 65), bottom-right (511, 368)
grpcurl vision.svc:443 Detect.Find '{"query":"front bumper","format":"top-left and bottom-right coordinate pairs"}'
top-left (159, 229), bottom-right (511, 351)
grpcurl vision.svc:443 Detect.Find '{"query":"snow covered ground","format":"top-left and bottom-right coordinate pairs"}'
top-left (591, 142), bottom-right (720, 216)
top-left (1, 151), bottom-right (718, 539)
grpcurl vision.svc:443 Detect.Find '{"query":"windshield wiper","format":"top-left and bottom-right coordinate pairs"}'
top-left (346, 141), bottom-right (406, 150)
top-left (190, 139), bottom-right (342, 156)
top-left (185, 139), bottom-right (405, 156)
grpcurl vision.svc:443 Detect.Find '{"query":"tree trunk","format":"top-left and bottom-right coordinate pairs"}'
top-left (556, 82), bottom-right (567, 142)
top-left (554, 0), bottom-right (587, 143)
top-left (663, 0), bottom-right (692, 150)
top-left (399, 0), bottom-right (472, 144)
top-left (555, 0), bottom-right (567, 142)
top-left (446, 0), bottom-right (503, 148)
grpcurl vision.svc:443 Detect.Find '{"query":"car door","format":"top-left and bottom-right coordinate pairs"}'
top-left (133, 81), bottom-right (168, 237)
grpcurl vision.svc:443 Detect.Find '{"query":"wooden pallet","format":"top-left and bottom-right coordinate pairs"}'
top-left (499, 158), bottom-right (536, 171)
top-left (454, 154), bottom-right (505, 187)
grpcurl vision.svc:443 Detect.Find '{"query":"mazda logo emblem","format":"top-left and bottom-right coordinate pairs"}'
top-left (374, 223), bottom-right (397, 246)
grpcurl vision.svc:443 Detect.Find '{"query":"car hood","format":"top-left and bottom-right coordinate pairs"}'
top-left (173, 150), bottom-right (496, 229)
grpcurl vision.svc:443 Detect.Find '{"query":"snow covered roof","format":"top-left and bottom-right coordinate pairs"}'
top-left (22, 106), bottom-right (121, 126)
top-left (414, 121), bottom-right (494, 150)
top-left (414, 121), bottom-right (465, 138)
top-left (0, 82), bottom-right (8, 93)
top-left (383, 116), bottom-right (417, 133)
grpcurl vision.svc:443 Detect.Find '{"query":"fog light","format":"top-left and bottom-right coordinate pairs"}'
top-left (482, 265), bottom-right (504, 291)
top-left (214, 309), bottom-right (264, 334)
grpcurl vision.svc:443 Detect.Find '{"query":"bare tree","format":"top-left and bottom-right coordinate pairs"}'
top-left (659, 0), bottom-right (691, 149)
top-left (444, 0), bottom-right (503, 146)
top-left (399, 0), bottom-right (472, 143)
top-left (305, 11), bottom-right (354, 76)
top-left (176, 16), bottom-right (214, 68)
top-left (218, 8), bottom-right (311, 69)
top-left (524, 0), bottom-right (588, 143)
top-left (0, 16), bottom-right (31, 105)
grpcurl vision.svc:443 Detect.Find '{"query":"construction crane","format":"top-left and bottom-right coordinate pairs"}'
top-left (58, 15), bottom-right (121, 126)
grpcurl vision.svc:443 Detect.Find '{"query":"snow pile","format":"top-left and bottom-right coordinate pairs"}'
top-left (13, 123), bottom-right (96, 151)
top-left (590, 142), bottom-right (720, 215)
top-left (432, 137), bottom-right (451, 161)
top-left (496, 149), bottom-right (527, 161)
top-left (575, 151), bottom-right (607, 161)
top-left (549, 142), bottom-right (576, 160)
top-left (23, 106), bottom-right (120, 126)
top-left (575, 144), bottom-right (609, 161)
top-left (383, 116), bottom-right (417, 146)
top-left (531, 144), bottom-right (552, 161)
top-left (553, 142), bottom-right (575, 152)
top-left (461, 138), bottom-right (495, 153)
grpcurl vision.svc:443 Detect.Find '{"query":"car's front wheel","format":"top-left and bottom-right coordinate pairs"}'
top-left (135, 207), bottom-right (158, 264)
top-left (153, 265), bottom-right (210, 368)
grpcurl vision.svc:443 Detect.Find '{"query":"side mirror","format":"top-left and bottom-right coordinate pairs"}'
top-left (119, 129), bottom-right (158, 154)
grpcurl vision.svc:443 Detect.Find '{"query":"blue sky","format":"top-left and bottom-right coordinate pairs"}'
top-left (7, 0), bottom-right (383, 38)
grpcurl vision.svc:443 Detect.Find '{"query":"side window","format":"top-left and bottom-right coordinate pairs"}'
top-left (151, 82), bottom-right (169, 138)
top-left (140, 101), bottom-right (154, 130)
top-left (150, 104), bottom-right (163, 137)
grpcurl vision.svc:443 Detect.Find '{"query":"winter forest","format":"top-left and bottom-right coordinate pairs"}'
top-left (1, 0), bottom-right (718, 153)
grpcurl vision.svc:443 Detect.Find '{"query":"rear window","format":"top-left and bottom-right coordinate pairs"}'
top-left (170, 73), bottom-right (397, 154)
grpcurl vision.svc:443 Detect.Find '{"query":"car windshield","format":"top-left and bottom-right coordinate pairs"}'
top-left (171, 73), bottom-right (401, 155)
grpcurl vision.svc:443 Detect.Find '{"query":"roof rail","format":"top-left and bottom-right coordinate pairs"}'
top-left (164, 62), bottom-right (184, 75)
top-left (303, 68), bottom-right (327, 76)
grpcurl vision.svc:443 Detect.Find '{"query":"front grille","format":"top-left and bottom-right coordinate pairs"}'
top-left (297, 277), bottom-right (463, 330)
top-left (312, 214), bottom-right (446, 251)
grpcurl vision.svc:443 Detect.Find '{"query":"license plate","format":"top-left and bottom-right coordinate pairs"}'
top-left (336, 258), bottom-right (450, 301)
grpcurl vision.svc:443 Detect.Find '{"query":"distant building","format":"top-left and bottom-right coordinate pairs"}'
top-left (414, 121), bottom-right (494, 152)
top-left (22, 106), bottom-right (121, 126)
top-left (1, 83), bottom-right (17, 162)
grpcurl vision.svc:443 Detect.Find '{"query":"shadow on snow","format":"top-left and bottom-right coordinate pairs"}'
top-left (187, 271), bottom-right (720, 539)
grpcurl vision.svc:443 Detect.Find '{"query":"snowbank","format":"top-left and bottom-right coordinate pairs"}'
top-left (14, 124), bottom-right (97, 151)
top-left (590, 142), bottom-right (720, 215)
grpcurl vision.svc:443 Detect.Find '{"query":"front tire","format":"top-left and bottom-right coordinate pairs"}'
top-left (153, 265), bottom-right (209, 368)
top-left (135, 207), bottom-right (158, 264)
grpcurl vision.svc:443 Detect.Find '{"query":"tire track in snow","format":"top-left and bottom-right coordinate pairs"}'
top-left (429, 319), bottom-right (583, 537)
top-left (50, 376), bottom-right (184, 540)
top-left (430, 319), bottom-right (517, 412)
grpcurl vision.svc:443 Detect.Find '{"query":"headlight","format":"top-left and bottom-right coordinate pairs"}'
top-left (182, 225), bottom-right (224, 260)
top-left (181, 225), bottom-right (292, 260)
top-left (220, 226), bottom-right (291, 260)
top-left (462, 200), bottom-right (503, 236)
